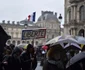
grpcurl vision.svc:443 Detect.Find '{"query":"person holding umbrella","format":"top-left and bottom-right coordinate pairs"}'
top-left (43, 44), bottom-right (66, 70)
top-left (20, 44), bottom-right (36, 70)
top-left (66, 51), bottom-right (85, 70)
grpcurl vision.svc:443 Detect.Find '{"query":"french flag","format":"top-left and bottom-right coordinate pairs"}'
top-left (28, 12), bottom-right (36, 22)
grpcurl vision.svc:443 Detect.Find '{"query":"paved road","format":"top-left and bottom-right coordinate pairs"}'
top-left (36, 62), bottom-right (42, 70)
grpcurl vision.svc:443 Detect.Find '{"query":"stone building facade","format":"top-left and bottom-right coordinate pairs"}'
top-left (0, 20), bottom-right (41, 46)
top-left (35, 11), bottom-right (61, 44)
top-left (64, 0), bottom-right (85, 37)
top-left (0, 11), bottom-right (61, 46)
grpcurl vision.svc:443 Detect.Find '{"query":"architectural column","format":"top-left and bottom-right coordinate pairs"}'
top-left (71, 6), bottom-right (74, 20)
top-left (74, 5), bottom-right (77, 20)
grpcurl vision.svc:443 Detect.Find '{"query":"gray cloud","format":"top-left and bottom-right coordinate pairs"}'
top-left (0, 0), bottom-right (64, 24)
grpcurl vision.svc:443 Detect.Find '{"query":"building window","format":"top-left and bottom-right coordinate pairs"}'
top-left (43, 16), bottom-right (45, 20)
top-left (69, 9), bottom-right (71, 22)
top-left (69, 29), bottom-right (71, 35)
top-left (27, 41), bottom-right (29, 44)
top-left (12, 40), bottom-right (16, 45)
top-left (78, 29), bottom-right (84, 37)
top-left (7, 40), bottom-right (11, 45)
top-left (79, 5), bottom-right (85, 21)
top-left (22, 41), bottom-right (25, 43)
top-left (17, 41), bottom-right (20, 45)
top-left (8, 28), bottom-right (12, 31)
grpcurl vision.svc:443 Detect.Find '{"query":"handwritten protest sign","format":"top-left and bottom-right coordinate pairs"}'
top-left (22, 28), bottom-right (46, 40)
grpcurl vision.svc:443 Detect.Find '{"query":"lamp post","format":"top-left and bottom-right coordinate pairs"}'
top-left (58, 14), bottom-right (62, 35)
top-left (24, 23), bottom-right (28, 29)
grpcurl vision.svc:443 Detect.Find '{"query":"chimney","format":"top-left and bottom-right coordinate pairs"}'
top-left (55, 12), bottom-right (57, 18)
top-left (17, 21), bottom-right (20, 25)
top-left (41, 11), bottom-right (44, 15)
top-left (12, 21), bottom-right (15, 24)
top-left (7, 20), bottom-right (10, 24)
top-left (2, 20), bottom-right (5, 23)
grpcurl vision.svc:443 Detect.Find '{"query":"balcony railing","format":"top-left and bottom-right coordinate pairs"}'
top-left (69, 0), bottom-right (84, 3)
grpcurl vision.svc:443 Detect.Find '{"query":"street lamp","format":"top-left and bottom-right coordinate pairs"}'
top-left (24, 23), bottom-right (28, 29)
top-left (58, 14), bottom-right (62, 35)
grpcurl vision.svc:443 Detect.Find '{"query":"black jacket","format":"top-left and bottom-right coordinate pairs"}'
top-left (20, 51), bottom-right (32, 70)
top-left (2, 47), bottom-right (22, 70)
top-left (43, 59), bottom-right (64, 70)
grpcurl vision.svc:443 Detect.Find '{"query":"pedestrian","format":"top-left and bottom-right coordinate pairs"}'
top-left (2, 47), bottom-right (22, 70)
top-left (43, 46), bottom-right (65, 70)
top-left (31, 47), bottom-right (37, 70)
top-left (9, 44), bottom-right (15, 50)
top-left (20, 44), bottom-right (35, 70)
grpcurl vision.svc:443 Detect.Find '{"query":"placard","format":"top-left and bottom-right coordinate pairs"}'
top-left (22, 28), bottom-right (46, 40)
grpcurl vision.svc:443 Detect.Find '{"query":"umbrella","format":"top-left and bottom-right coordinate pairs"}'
top-left (51, 38), bottom-right (79, 48)
top-left (0, 25), bottom-right (11, 61)
top-left (46, 36), bottom-right (63, 45)
top-left (66, 51), bottom-right (85, 68)
top-left (48, 44), bottom-right (67, 62)
top-left (45, 35), bottom-right (78, 45)
top-left (64, 43), bottom-right (81, 51)
top-left (74, 36), bottom-right (85, 44)
top-left (42, 45), bottom-right (48, 50)
top-left (45, 35), bottom-right (65, 45)
top-left (17, 44), bottom-right (28, 50)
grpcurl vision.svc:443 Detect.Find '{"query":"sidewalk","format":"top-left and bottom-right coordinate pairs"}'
top-left (36, 61), bottom-right (42, 70)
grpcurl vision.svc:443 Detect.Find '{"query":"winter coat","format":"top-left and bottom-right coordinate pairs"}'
top-left (31, 53), bottom-right (37, 70)
top-left (20, 51), bottom-right (32, 70)
top-left (43, 59), bottom-right (64, 70)
top-left (2, 47), bottom-right (22, 70)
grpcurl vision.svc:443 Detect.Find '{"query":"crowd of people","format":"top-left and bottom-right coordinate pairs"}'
top-left (0, 43), bottom-right (85, 70)
top-left (1, 44), bottom-right (37, 70)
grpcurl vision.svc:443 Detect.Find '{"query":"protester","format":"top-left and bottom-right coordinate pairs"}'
top-left (20, 44), bottom-right (36, 70)
top-left (31, 47), bottom-right (37, 70)
top-left (2, 47), bottom-right (22, 70)
top-left (43, 46), bottom-right (65, 70)
top-left (9, 44), bottom-right (15, 50)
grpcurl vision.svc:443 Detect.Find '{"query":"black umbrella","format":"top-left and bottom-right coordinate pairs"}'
top-left (49, 44), bottom-right (67, 62)
top-left (64, 43), bottom-right (81, 52)
top-left (66, 51), bottom-right (85, 68)
top-left (0, 25), bottom-right (11, 42)
top-left (0, 25), bottom-right (11, 61)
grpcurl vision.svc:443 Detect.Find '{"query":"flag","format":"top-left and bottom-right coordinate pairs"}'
top-left (28, 12), bottom-right (36, 22)
top-left (28, 15), bottom-right (31, 21)
top-left (32, 12), bottom-right (36, 22)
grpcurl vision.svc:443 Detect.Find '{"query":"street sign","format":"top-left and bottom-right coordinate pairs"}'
top-left (22, 28), bottom-right (46, 40)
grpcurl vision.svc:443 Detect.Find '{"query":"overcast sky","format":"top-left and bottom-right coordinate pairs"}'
top-left (0, 0), bottom-right (64, 24)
